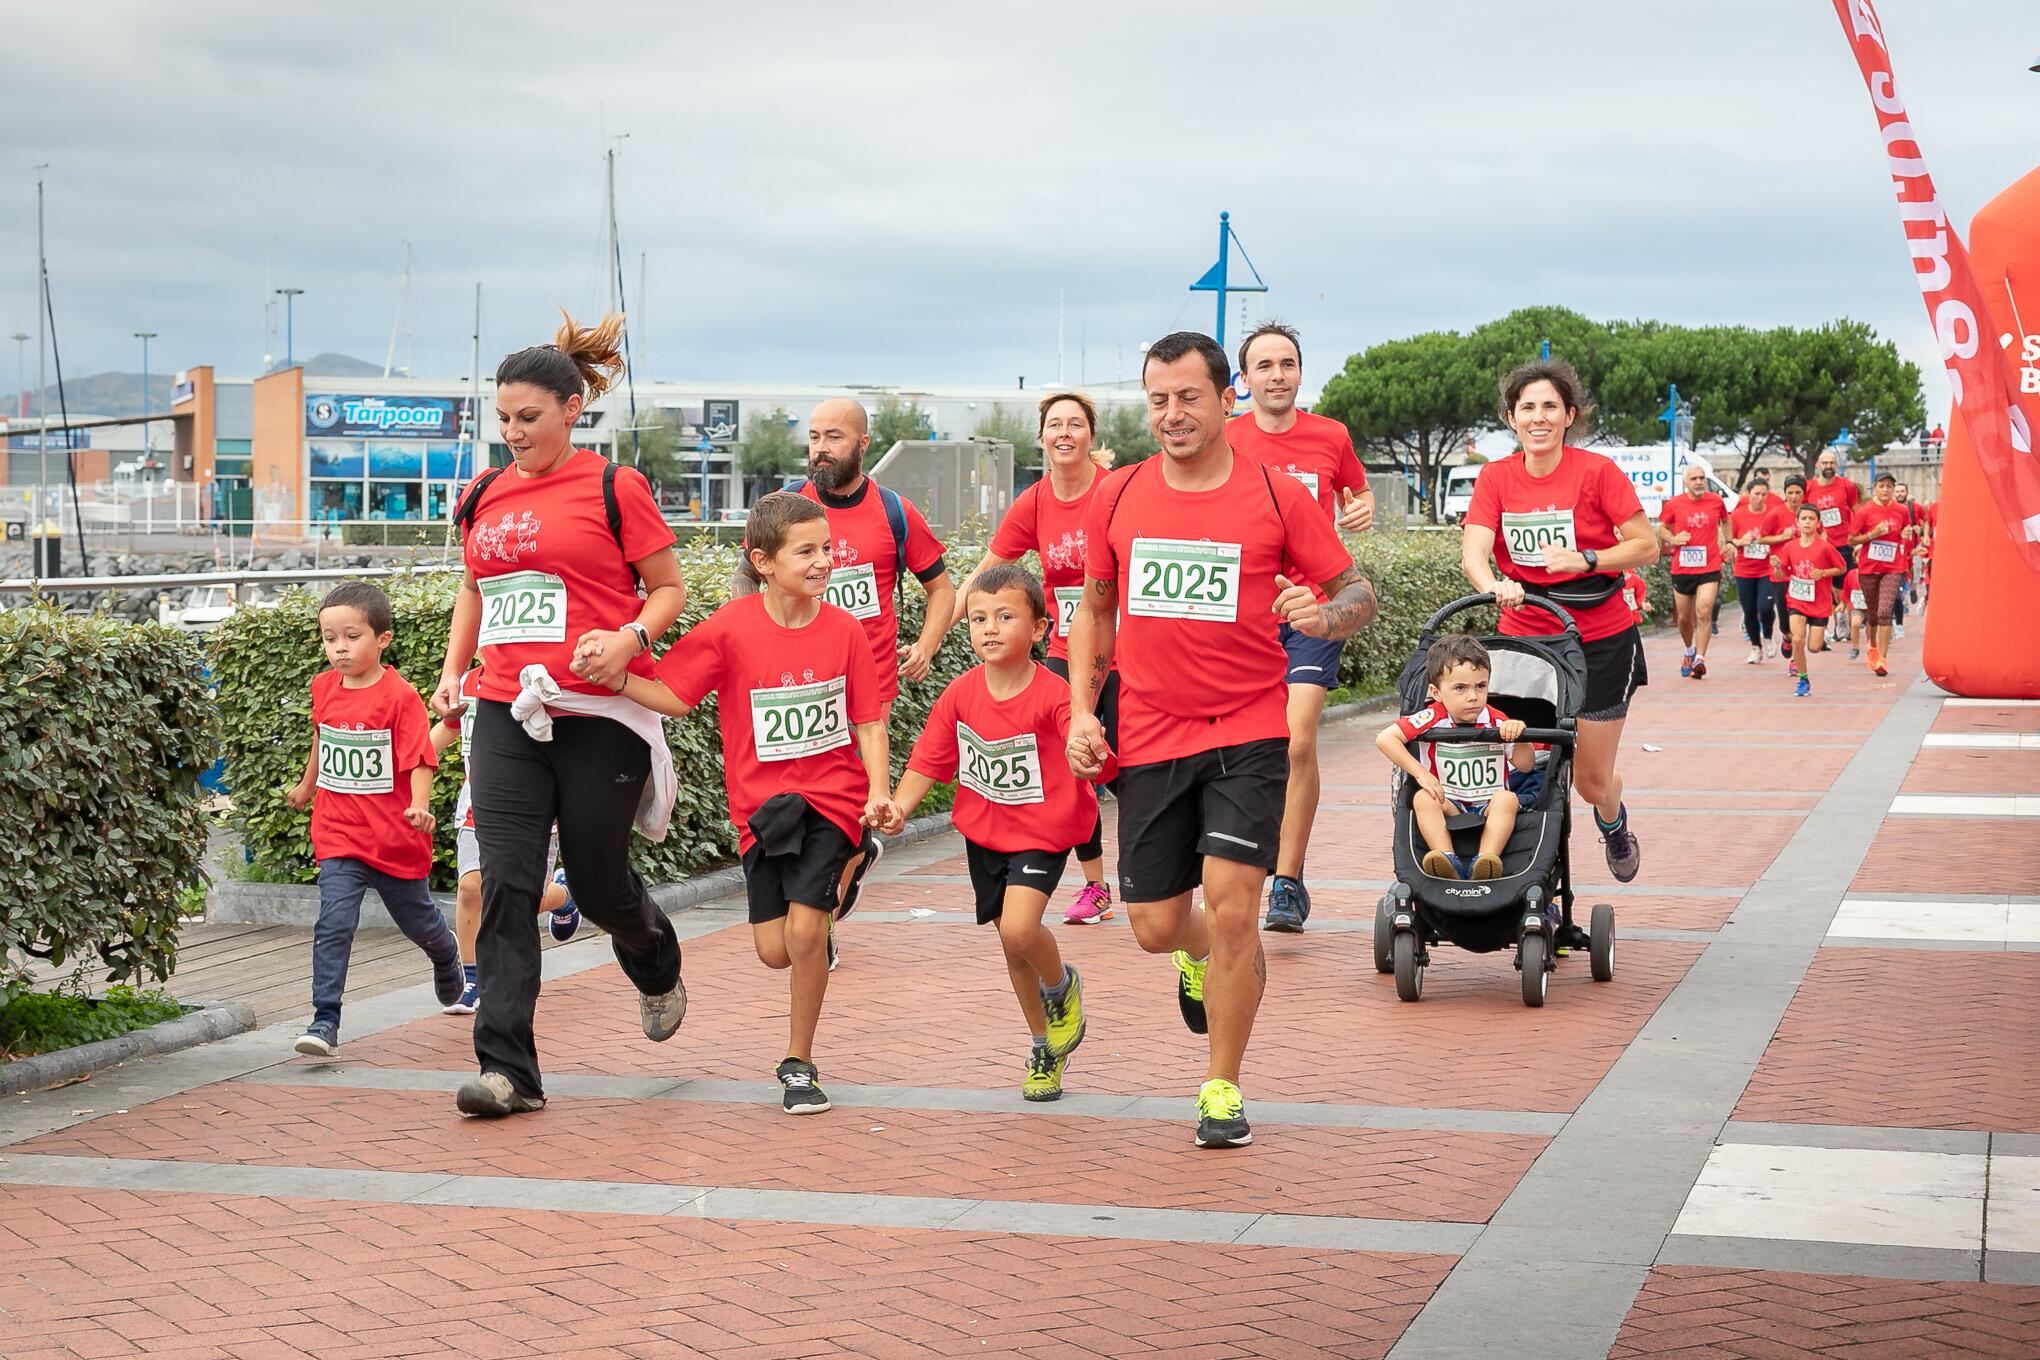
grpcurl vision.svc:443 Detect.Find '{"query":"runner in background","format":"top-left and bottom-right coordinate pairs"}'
top-left (955, 392), bottom-right (1118, 925)
top-left (1848, 473), bottom-right (1917, 677)
top-left (1657, 463), bottom-right (1728, 679)
top-left (1728, 476), bottom-right (1793, 664)
top-left (1777, 476), bottom-right (1808, 660)
top-left (1804, 450), bottom-right (1860, 642)
top-left (1839, 565), bottom-right (1866, 661)
top-left (1892, 481), bottom-right (1921, 632)
top-left (1461, 361), bottom-right (1656, 906)
top-left (1225, 322), bottom-right (1376, 933)
top-left (1773, 504), bottom-right (1846, 699)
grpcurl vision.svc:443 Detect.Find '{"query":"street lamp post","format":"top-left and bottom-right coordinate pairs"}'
top-left (273, 288), bottom-right (304, 369)
top-left (9, 333), bottom-right (26, 419)
top-left (134, 331), bottom-right (158, 466)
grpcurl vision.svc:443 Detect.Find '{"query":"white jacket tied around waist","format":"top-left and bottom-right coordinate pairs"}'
top-left (510, 664), bottom-right (675, 843)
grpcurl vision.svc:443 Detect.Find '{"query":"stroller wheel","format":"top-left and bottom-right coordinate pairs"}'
top-left (1373, 895), bottom-right (1396, 974)
top-left (1590, 904), bottom-right (1615, 983)
top-left (1393, 931), bottom-right (1424, 1002)
top-left (1520, 932), bottom-right (1549, 1008)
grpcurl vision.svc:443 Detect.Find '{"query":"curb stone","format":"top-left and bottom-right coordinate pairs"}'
top-left (0, 1000), bottom-right (257, 1096)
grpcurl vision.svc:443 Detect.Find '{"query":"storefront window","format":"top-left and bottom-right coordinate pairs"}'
top-left (313, 480), bottom-right (362, 521)
top-left (369, 480), bottom-right (420, 520)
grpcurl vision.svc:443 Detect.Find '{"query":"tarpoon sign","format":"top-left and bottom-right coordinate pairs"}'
top-left (307, 395), bottom-right (469, 440)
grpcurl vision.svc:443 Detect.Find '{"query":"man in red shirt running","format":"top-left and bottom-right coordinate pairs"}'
top-left (1804, 449), bottom-right (1860, 640)
top-left (1657, 463), bottom-right (1729, 679)
top-left (1067, 331), bottom-right (1377, 1149)
top-left (1226, 322), bottom-right (1375, 933)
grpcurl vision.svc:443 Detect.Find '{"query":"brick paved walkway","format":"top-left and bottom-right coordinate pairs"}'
top-left (4, 623), bottom-right (2036, 1358)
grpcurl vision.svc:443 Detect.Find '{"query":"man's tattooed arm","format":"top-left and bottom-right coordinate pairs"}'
top-left (1317, 566), bottom-right (1379, 640)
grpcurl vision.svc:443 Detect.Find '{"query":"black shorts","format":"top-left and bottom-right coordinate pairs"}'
top-left (1114, 737), bottom-right (1287, 902)
top-left (1580, 625), bottom-right (1647, 723)
top-left (964, 841), bottom-right (1070, 924)
top-left (1669, 571), bottom-right (1719, 595)
top-left (739, 805), bottom-right (857, 925)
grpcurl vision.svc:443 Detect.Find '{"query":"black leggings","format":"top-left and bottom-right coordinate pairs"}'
top-left (469, 700), bottom-right (680, 1099)
top-left (1736, 577), bottom-right (1776, 645)
top-left (1043, 657), bottom-right (1118, 864)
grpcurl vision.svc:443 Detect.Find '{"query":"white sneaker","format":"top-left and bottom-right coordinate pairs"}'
top-left (1763, 639), bottom-right (1776, 659)
top-left (1747, 645), bottom-right (1762, 665)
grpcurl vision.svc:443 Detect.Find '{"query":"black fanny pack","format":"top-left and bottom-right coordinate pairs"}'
top-left (1505, 571), bottom-right (1622, 610)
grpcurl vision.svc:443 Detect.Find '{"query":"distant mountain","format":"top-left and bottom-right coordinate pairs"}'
top-left (3, 353), bottom-right (388, 419)
top-left (296, 352), bottom-right (385, 378)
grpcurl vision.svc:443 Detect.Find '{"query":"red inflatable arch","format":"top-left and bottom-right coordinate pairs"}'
top-left (1922, 164), bottom-right (2040, 700)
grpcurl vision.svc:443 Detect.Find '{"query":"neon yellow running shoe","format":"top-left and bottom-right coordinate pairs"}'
top-left (1171, 950), bottom-right (1208, 1035)
top-left (1194, 1077), bottom-right (1252, 1147)
top-left (1023, 1046), bottom-right (1067, 1102)
top-left (1042, 966), bottom-right (1086, 1058)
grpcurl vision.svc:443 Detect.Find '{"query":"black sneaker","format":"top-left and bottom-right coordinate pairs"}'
top-left (1555, 922), bottom-right (1591, 952)
top-left (432, 953), bottom-right (465, 1008)
top-left (776, 1057), bottom-right (832, 1115)
top-left (1601, 811), bottom-right (1641, 883)
top-left (1171, 950), bottom-right (1208, 1035)
top-left (1262, 876), bottom-right (1306, 933)
top-left (835, 834), bottom-right (883, 922)
top-left (1194, 1078), bottom-right (1253, 1148)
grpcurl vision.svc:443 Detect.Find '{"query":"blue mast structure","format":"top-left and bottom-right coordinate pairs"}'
top-left (1188, 211), bottom-right (1267, 353)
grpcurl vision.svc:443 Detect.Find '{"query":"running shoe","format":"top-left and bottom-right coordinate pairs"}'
top-left (1849, 646), bottom-right (1861, 660)
top-left (1448, 853), bottom-right (1474, 879)
top-left (1555, 922), bottom-right (1591, 952)
top-left (548, 868), bottom-right (580, 942)
top-left (443, 979), bottom-right (478, 1016)
top-left (1679, 651), bottom-right (1694, 678)
top-left (1194, 1078), bottom-right (1252, 1148)
top-left (1063, 880), bottom-right (1113, 925)
top-left (1895, 624), bottom-right (1905, 640)
top-left (835, 833), bottom-right (882, 921)
top-left (1690, 655), bottom-right (1707, 680)
top-left (432, 952), bottom-right (465, 1008)
top-left (1747, 645), bottom-right (1762, 665)
top-left (455, 1071), bottom-right (544, 1117)
top-left (1022, 1046), bottom-right (1067, 1102)
top-left (639, 978), bottom-right (688, 1042)
top-left (1471, 853), bottom-right (1504, 881)
top-left (1764, 638), bottom-right (1776, 659)
top-left (1781, 637), bottom-right (1793, 660)
top-left (1872, 651), bottom-right (1889, 678)
top-left (1172, 950), bottom-right (1208, 1035)
top-left (1421, 849), bottom-right (1460, 880)
top-left (1042, 965), bottom-right (1085, 1058)
top-left (775, 1057), bottom-right (831, 1115)
top-left (292, 1024), bottom-right (338, 1058)
top-left (1600, 809), bottom-right (1641, 883)
top-left (1795, 675), bottom-right (1812, 699)
top-left (1262, 876), bottom-right (1306, 933)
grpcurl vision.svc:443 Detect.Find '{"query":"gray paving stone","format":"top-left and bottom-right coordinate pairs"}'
top-left (1722, 1121), bottom-right (1992, 1155)
top-left (1236, 1214), bottom-right (1482, 1254)
top-left (1391, 1257), bottom-right (1651, 1360)
top-left (407, 1174), bottom-right (706, 1217)
top-left (1985, 1249), bottom-right (2040, 1284)
top-left (1661, 1233), bottom-right (1983, 1283)
top-left (1994, 1133), bottom-right (2040, 1157)
top-left (679, 1187), bottom-right (978, 1231)
top-left (943, 1198), bottom-right (1259, 1244)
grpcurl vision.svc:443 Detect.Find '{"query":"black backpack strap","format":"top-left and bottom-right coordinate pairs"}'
top-left (453, 465), bottom-right (508, 534)
top-left (604, 460), bottom-right (646, 588)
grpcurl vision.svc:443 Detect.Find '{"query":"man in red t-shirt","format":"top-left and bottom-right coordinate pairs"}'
top-left (1067, 331), bottom-right (1376, 1150)
top-left (1848, 472), bottom-right (1919, 676)
top-left (738, 397), bottom-right (955, 724)
top-left (1805, 450), bottom-right (1861, 565)
top-left (1225, 322), bottom-right (1375, 934)
top-left (1657, 463), bottom-right (1729, 678)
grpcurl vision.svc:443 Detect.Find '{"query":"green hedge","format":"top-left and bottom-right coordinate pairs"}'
top-left (215, 527), bottom-right (1586, 888)
top-left (0, 608), bottom-right (217, 1002)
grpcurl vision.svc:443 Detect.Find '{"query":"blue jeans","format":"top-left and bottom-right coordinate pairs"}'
top-left (312, 857), bottom-right (457, 1035)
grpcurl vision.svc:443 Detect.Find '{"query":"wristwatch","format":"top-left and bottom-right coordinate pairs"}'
top-left (623, 622), bottom-right (651, 655)
top-left (1581, 549), bottom-right (1600, 573)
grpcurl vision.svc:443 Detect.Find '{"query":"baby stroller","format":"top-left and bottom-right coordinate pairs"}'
top-left (1374, 592), bottom-right (1616, 1007)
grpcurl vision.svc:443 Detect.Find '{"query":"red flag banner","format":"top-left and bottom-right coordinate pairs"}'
top-left (1830, 0), bottom-right (2040, 577)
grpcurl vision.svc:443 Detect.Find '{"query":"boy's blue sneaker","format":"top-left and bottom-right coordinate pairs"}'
top-left (1795, 675), bottom-right (1812, 699)
top-left (293, 1023), bottom-right (338, 1057)
top-left (1262, 876), bottom-right (1308, 933)
top-left (548, 868), bottom-right (580, 942)
top-left (1448, 853), bottom-right (1475, 880)
top-left (443, 979), bottom-right (478, 1016)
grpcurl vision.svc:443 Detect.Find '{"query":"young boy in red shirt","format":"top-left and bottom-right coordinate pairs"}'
top-left (884, 564), bottom-right (1108, 1102)
top-left (1838, 567), bottom-right (1867, 662)
top-left (594, 493), bottom-right (893, 1116)
top-left (1772, 506), bottom-right (1846, 699)
top-left (1376, 635), bottom-right (1536, 881)
top-left (284, 582), bottom-right (462, 1056)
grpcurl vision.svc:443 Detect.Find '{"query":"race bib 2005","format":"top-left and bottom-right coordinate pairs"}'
top-left (1741, 540), bottom-right (1771, 561)
top-left (477, 570), bottom-right (567, 646)
top-left (1284, 468), bottom-right (1321, 502)
top-left (1818, 505), bottom-right (1843, 528)
top-left (1788, 576), bottom-right (1817, 604)
top-left (1677, 545), bottom-right (1708, 570)
top-left (1054, 586), bottom-right (1083, 639)
top-left (1127, 538), bottom-right (1241, 622)
top-left (1866, 539), bottom-right (1899, 564)
top-left (957, 722), bottom-right (1044, 805)
top-left (822, 562), bottom-right (881, 620)
top-left (1437, 744), bottom-right (1503, 804)
top-left (1499, 509), bottom-right (1576, 562)
top-left (750, 676), bottom-right (850, 762)
top-left (317, 725), bottom-right (394, 795)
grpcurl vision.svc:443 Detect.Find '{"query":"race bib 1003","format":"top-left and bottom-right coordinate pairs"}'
top-left (1499, 509), bottom-right (1576, 563)
top-left (822, 562), bottom-right (881, 620)
top-left (1437, 744), bottom-right (1503, 804)
top-left (750, 675), bottom-right (851, 762)
top-left (1127, 538), bottom-right (1241, 622)
top-left (957, 722), bottom-right (1044, 805)
top-left (1818, 505), bottom-right (1843, 528)
top-left (1788, 576), bottom-right (1817, 604)
top-left (1677, 545), bottom-right (1708, 570)
top-left (477, 570), bottom-right (567, 646)
top-left (1866, 539), bottom-right (1899, 564)
top-left (1741, 540), bottom-right (1772, 561)
top-left (1054, 586), bottom-right (1083, 639)
top-left (317, 725), bottom-right (394, 795)
top-left (1284, 468), bottom-right (1321, 502)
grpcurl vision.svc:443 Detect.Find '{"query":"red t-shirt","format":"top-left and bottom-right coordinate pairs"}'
top-left (1620, 569), bottom-right (1647, 623)
top-left (908, 664), bottom-right (1101, 854)
top-left (1465, 446), bottom-right (1645, 643)
top-left (1804, 476), bottom-right (1860, 546)
top-left (1393, 700), bottom-right (1518, 792)
top-left (655, 594), bottom-right (881, 855)
top-left (461, 449), bottom-right (674, 703)
top-left (1225, 411), bottom-right (1367, 522)
top-left (1841, 568), bottom-right (1866, 614)
top-left (1659, 492), bottom-right (1730, 575)
top-left (1852, 500), bottom-right (1912, 574)
top-left (797, 478), bottom-right (945, 705)
top-left (308, 666), bottom-right (437, 878)
top-left (1084, 454), bottom-right (1351, 764)
top-left (990, 474), bottom-right (1102, 661)
top-left (1728, 502), bottom-right (1793, 579)
top-left (1773, 537), bottom-right (1846, 617)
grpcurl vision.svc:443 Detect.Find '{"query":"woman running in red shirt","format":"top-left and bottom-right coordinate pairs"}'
top-left (955, 392), bottom-right (1118, 925)
top-left (1462, 361), bottom-right (1658, 909)
top-left (432, 312), bottom-right (690, 1118)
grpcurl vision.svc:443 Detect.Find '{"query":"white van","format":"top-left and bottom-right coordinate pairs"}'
top-left (1440, 465), bottom-right (1483, 523)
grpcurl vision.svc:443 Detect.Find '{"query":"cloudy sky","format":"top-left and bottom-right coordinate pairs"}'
top-left (4, 0), bottom-right (2034, 418)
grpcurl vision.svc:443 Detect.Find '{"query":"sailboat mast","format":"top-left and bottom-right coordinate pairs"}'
top-left (383, 241), bottom-right (412, 379)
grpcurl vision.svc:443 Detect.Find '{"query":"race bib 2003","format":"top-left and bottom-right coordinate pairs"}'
top-left (822, 562), bottom-right (881, 620)
top-left (317, 725), bottom-right (394, 795)
top-left (478, 571), bottom-right (567, 646)
top-left (957, 722), bottom-right (1044, 805)
top-left (1499, 509), bottom-right (1576, 562)
top-left (750, 676), bottom-right (851, 762)
top-left (1127, 538), bottom-right (1241, 622)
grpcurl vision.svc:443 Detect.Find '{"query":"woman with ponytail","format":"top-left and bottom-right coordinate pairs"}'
top-left (433, 311), bottom-right (689, 1118)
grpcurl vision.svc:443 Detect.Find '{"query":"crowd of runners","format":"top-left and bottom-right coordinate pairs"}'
top-left (283, 311), bottom-right (1910, 1149)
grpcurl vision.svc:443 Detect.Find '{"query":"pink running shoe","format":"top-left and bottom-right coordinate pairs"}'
top-left (1064, 881), bottom-right (1114, 925)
